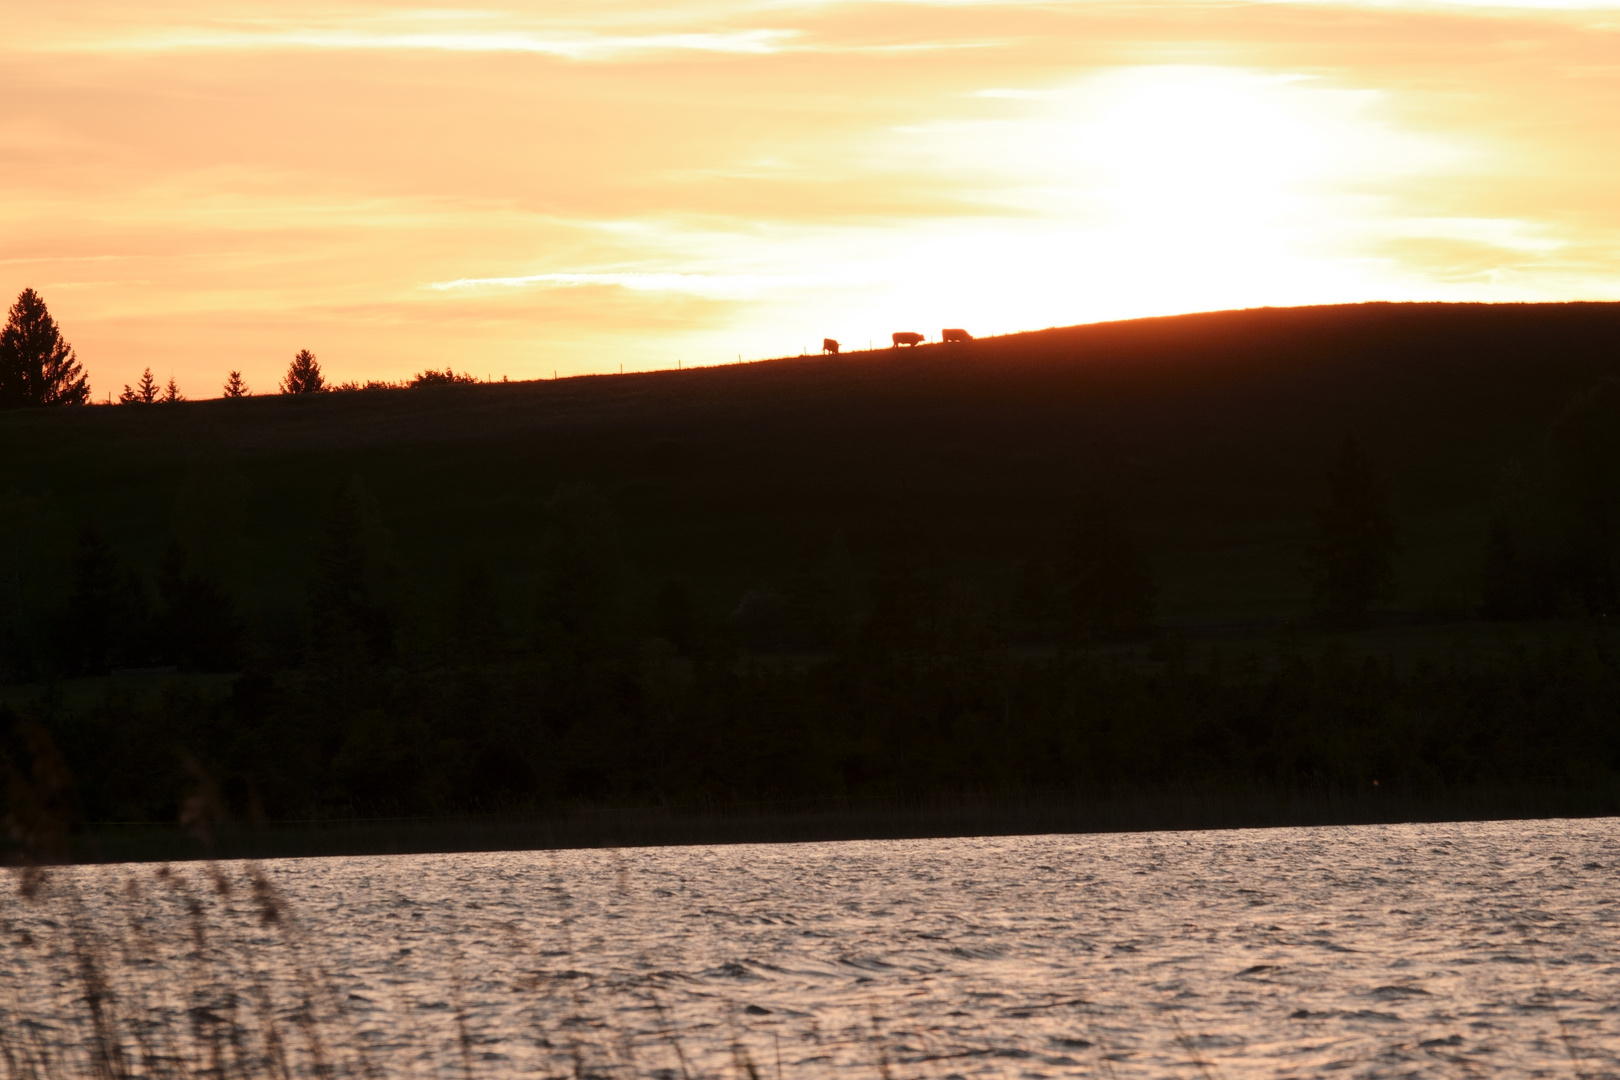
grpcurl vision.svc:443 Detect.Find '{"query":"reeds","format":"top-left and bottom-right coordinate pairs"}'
top-left (0, 862), bottom-right (376, 1080)
top-left (0, 857), bottom-right (1127, 1080)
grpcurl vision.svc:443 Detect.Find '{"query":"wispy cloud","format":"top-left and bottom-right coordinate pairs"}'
top-left (427, 270), bottom-right (850, 298)
top-left (53, 25), bottom-right (798, 60)
top-left (1387, 217), bottom-right (1566, 255)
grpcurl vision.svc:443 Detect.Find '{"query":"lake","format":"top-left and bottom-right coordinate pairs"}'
top-left (4, 819), bottom-right (1618, 1079)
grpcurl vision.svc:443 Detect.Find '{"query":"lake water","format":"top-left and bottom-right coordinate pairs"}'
top-left (4, 819), bottom-right (1619, 1079)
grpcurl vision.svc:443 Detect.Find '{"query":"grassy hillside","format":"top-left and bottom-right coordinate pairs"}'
top-left (3, 300), bottom-right (1617, 629)
top-left (7, 300), bottom-right (1620, 839)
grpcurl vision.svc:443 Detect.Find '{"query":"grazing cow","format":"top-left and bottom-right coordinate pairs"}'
top-left (892, 332), bottom-right (924, 348)
top-left (823, 338), bottom-right (840, 355)
top-left (941, 328), bottom-right (973, 343)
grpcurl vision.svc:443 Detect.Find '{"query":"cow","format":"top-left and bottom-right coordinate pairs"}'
top-left (941, 328), bottom-right (973, 343)
top-left (892, 332), bottom-right (924, 348)
top-left (823, 338), bottom-right (840, 355)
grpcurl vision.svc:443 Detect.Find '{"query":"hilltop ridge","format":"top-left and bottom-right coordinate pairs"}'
top-left (4, 300), bottom-right (1616, 621)
top-left (6, 301), bottom-right (1620, 835)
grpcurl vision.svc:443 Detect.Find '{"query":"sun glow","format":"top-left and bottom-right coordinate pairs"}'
top-left (3, 2), bottom-right (1617, 391)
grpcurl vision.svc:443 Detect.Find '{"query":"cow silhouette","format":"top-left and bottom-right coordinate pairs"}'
top-left (823, 338), bottom-right (840, 355)
top-left (891, 332), bottom-right (924, 348)
top-left (941, 328), bottom-right (973, 343)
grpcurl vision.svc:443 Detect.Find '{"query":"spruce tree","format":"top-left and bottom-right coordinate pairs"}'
top-left (57, 525), bottom-right (148, 674)
top-left (0, 289), bottom-right (89, 408)
top-left (1304, 436), bottom-right (1398, 628)
top-left (281, 349), bottom-right (325, 394)
top-left (154, 541), bottom-right (243, 671)
top-left (119, 368), bottom-right (159, 405)
top-left (1054, 496), bottom-right (1157, 641)
top-left (222, 371), bottom-right (248, 397)
top-left (162, 376), bottom-right (183, 403)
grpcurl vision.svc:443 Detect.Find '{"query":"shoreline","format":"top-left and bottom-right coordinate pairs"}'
top-left (26, 786), bottom-right (1618, 865)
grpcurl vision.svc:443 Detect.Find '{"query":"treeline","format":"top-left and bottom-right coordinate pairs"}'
top-left (0, 288), bottom-right (485, 408)
top-left (7, 533), bottom-right (1620, 825)
top-left (5, 372), bottom-right (1620, 826)
top-left (117, 350), bottom-right (484, 403)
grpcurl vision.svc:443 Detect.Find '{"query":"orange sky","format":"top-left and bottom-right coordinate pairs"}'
top-left (4, 1), bottom-right (1618, 397)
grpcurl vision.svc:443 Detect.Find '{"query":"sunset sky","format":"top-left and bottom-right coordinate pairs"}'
top-left (4, 1), bottom-right (1618, 396)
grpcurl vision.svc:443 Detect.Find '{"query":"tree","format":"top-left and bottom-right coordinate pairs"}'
top-left (119, 368), bottom-right (159, 405)
top-left (0, 289), bottom-right (89, 408)
top-left (280, 349), bottom-right (325, 394)
top-left (1054, 500), bottom-right (1158, 641)
top-left (1483, 379), bottom-right (1620, 619)
top-left (56, 525), bottom-right (149, 675)
top-left (443, 557), bottom-right (506, 664)
top-left (1304, 436), bottom-right (1398, 628)
top-left (860, 520), bottom-right (950, 660)
top-left (222, 371), bottom-right (248, 397)
top-left (154, 541), bottom-right (243, 671)
top-left (535, 485), bottom-right (623, 645)
top-left (162, 376), bottom-right (183, 404)
top-left (409, 367), bottom-right (477, 388)
top-left (309, 482), bottom-right (400, 664)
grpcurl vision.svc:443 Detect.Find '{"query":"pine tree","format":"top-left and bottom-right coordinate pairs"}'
top-left (1054, 496), bottom-right (1158, 641)
top-left (309, 482), bottom-right (399, 664)
top-left (119, 368), bottom-right (159, 405)
top-left (57, 525), bottom-right (148, 675)
top-left (0, 289), bottom-right (90, 408)
top-left (222, 371), bottom-right (248, 397)
top-left (154, 541), bottom-right (243, 671)
top-left (162, 376), bottom-right (183, 403)
top-left (1304, 436), bottom-right (1399, 628)
top-left (281, 349), bottom-right (325, 394)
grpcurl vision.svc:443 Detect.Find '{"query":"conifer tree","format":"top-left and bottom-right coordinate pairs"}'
top-left (119, 368), bottom-right (159, 405)
top-left (1304, 436), bottom-right (1398, 627)
top-left (0, 289), bottom-right (90, 408)
top-left (222, 371), bottom-right (248, 397)
top-left (281, 349), bottom-right (325, 394)
top-left (162, 376), bottom-right (183, 403)
top-left (1054, 496), bottom-right (1157, 641)
top-left (57, 525), bottom-right (148, 674)
top-left (154, 541), bottom-right (243, 671)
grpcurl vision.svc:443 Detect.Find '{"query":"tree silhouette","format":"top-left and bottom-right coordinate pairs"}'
top-left (309, 482), bottom-right (400, 664)
top-left (154, 541), bottom-right (243, 671)
top-left (280, 349), bottom-right (325, 394)
top-left (1304, 436), bottom-right (1398, 628)
top-left (162, 376), bottom-right (183, 404)
top-left (409, 367), bottom-right (477, 388)
top-left (860, 521), bottom-right (950, 660)
top-left (119, 369), bottom-right (159, 405)
top-left (535, 486), bottom-right (623, 644)
top-left (222, 371), bottom-right (248, 397)
top-left (1053, 496), bottom-right (1157, 641)
top-left (1483, 378), bottom-right (1620, 619)
top-left (57, 525), bottom-right (148, 675)
top-left (444, 557), bottom-right (506, 664)
top-left (0, 289), bottom-right (89, 408)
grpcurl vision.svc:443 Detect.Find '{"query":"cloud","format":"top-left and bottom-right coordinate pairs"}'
top-left (48, 25), bottom-right (799, 60)
top-left (427, 270), bottom-right (847, 299)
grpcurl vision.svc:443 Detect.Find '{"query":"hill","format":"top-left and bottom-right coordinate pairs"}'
top-left (6, 299), bottom-right (1620, 843)
top-left (3, 300), bottom-right (1618, 627)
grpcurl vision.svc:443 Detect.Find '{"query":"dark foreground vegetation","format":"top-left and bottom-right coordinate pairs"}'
top-left (4, 301), bottom-right (1620, 859)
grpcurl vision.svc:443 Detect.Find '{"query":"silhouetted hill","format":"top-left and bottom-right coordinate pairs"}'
top-left (3, 301), bottom-right (1616, 624)
top-left (8, 301), bottom-right (1620, 836)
